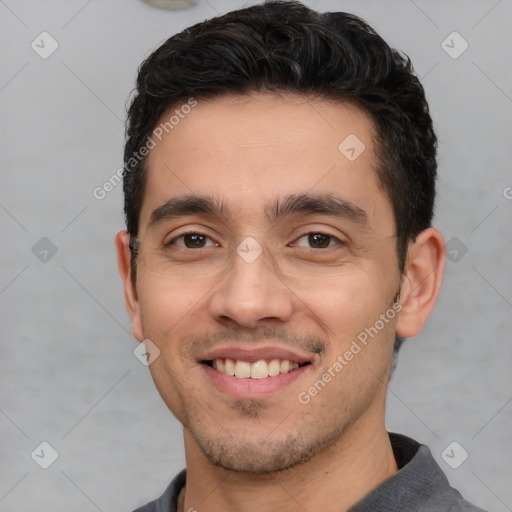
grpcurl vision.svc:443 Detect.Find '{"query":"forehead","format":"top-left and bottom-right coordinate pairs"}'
top-left (139, 93), bottom-right (394, 235)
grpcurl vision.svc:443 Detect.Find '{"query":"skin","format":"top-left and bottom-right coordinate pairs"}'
top-left (116, 93), bottom-right (445, 512)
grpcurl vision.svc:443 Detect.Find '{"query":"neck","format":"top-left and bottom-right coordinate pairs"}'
top-left (179, 419), bottom-right (398, 512)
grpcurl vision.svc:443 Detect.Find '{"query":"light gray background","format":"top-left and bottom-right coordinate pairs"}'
top-left (1, 0), bottom-right (511, 511)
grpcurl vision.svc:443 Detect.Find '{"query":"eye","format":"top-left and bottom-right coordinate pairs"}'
top-left (291, 232), bottom-right (343, 249)
top-left (167, 231), bottom-right (217, 249)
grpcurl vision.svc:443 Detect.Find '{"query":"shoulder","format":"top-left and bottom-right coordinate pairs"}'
top-left (349, 433), bottom-right (489, 512)
top-left (424, 483), bottom-right (488, 512)
top-left (131, 469), bottom-right (186, 512)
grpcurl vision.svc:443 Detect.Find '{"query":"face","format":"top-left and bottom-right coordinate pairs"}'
top-left (128, 93), bottom-right (404, 473)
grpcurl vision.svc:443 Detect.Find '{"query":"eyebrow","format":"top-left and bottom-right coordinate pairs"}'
top-left (148, 195), bottom-right (228, 229)
top-left (147, 192), bottom-right (369, 231)
top-left (265, 193), bottom-right (368, 227)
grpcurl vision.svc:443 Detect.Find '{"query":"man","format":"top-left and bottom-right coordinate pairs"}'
top-left (115, 1), bottom-right (487, 511)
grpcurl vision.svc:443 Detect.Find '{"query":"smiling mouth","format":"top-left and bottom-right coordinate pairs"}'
top-left (202, 358), bottom-right (311, 379)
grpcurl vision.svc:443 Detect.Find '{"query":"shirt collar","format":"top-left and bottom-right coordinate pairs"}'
top-left (348, 432), bottom-right (452, 511)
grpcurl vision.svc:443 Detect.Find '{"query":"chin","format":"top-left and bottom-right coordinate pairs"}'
top-left (202, 439), bottom-right (311, 474)
top-left (189, 423), bottom-right (344, 475)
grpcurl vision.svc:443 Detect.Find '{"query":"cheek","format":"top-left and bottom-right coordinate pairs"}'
top-left (137, 273), bottom-right (213, 342)
top-left (136, 275), bottom-right (212, 419)
top-left (305, 273), bottom-right (397, 398)
top-left (288, 266), bottom-right (394, 342)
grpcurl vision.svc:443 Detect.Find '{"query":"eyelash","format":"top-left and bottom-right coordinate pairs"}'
top-left (165, 230), bottom-right (346, 250)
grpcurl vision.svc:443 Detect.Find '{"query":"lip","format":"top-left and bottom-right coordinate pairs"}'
top-left (198, 345), bottom-right (314, 365)
top-left (201, 362), bottom-right (312, 399)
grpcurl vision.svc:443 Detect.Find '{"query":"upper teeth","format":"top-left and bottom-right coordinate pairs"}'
top-left (212, 358), bottom-right (300, 379)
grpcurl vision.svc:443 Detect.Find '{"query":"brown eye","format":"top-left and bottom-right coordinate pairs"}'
top-left (308, 233), bottom-right (331, 248)
top-left (293, 232), bottom-right (340, 249)
top-left (183, 233), bottom-right (207, 248)
top-left (167, 232), bottom-right (216, 249)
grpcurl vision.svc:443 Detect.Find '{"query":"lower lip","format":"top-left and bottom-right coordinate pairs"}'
top-left (201, 363), bottom-right (311, 399)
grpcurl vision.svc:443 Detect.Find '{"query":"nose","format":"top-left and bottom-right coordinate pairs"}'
top-left (208, 241), bottom-right (294, 329)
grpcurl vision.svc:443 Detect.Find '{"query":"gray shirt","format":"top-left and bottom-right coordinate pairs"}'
top-left (132, 433), bottom-right (487, 512)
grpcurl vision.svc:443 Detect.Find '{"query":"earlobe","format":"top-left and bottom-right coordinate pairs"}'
top-left (115, 230), bottom-right (144, 342)
top-left (395, 228), bottom-right (445, 338)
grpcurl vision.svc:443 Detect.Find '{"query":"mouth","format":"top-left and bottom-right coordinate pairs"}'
top-left (202, 358), bottom-right (311, 379)
top-left (198, 347), bottom-right (315, 399)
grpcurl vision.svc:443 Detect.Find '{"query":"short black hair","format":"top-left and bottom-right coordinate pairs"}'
top-left (123, 0), bottom-right (438, 368)
top-left (124, 0), bottom-right (436, 270)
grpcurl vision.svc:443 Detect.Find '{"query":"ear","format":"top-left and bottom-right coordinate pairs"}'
top-left (395, 227), bottom-right (445, 338)
top-left (115, 230), bottom-right (144, 342)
